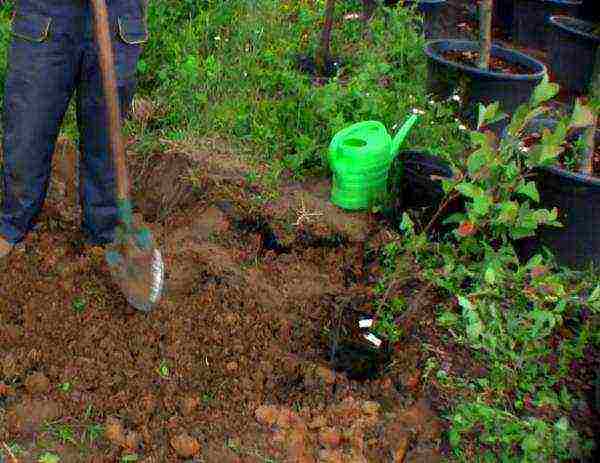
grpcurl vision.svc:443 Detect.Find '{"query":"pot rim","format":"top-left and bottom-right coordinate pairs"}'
top-left (543, 0), bottom-right (582, 6)
top-left (424, 39), bottom-right (547, 81)
top-left (548, 15), bottom-right (600, 44)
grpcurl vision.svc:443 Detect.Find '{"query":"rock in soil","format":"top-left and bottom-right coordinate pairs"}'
top-left (104, 417), bottom-right (127, 447)
top-left (24, 372), bottom-right (50, 395)
top-left (134, 153), bottom-right (197, 221)
top-left (6, 399), bottom-right (60, 436)
top-left (318, 427), bottom-right (342, 449)
top-left (170, 432), bottom-right (201, 458)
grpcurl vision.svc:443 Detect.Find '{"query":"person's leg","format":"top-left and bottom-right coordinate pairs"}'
top-left (77, 0), bottom-right (147, 245)
top-left (0, 5), bottom-right (79, 247)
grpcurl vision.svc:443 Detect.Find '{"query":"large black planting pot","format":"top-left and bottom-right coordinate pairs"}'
top-left (494, 0), bottom-right (515, 33)
top-left (548, 16), bottom-right (600, 93)
top-left (425, 39), bottom-right (546, 132)
top-left (514, 119), bottom-right (600, 270)
top-left (579, 0), bottom-right (600, 21)
top-left (385, 0), bottom-right (448, 39)
top-left (514, 0), bottom-right (582, 50)
top-left (388, 150), bottom-right (462, 235)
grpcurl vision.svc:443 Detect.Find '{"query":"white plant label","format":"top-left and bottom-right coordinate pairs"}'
top-left (358, 318), bottom-right (373, 328)
top-left (363, 333), bottom-right (382, 348)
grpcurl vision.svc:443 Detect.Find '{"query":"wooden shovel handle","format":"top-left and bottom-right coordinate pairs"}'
top-left (89, 0), bottom-right (129, 201)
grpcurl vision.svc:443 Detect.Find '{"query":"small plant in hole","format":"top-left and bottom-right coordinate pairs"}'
top-left (59, 382), bottom-right (71, 393)
top-left (157, 361), bottom-right (170, 379)
top-left (120, 454), bottom-right (139, 462)
top-left (84, 423), bottom-right (104, 445)
top-left (72, 297), bottom-right (87, 313)
top-left (38, 453), bottom-right (60, 463)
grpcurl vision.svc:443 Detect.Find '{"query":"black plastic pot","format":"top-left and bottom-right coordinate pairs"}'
top-left (514, 0), bottom-right (582, 50)
top-left (388, 150), bottom-right (462, 234)
top-left (386, 0), bottom-right (448, 39)
top-left (494, 0), bottom-right (515, 33)
top-left (424, 39), bottom-right (547, 131)
top-left (513, 119), bottom-right (600, 270)
top-left (579, 0), bottom-right (600, 21)
top-left (548, 16), bottom-right (600, 93)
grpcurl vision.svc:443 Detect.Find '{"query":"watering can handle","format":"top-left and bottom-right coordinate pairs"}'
top-left (391, 114), bottom-right (419, 160)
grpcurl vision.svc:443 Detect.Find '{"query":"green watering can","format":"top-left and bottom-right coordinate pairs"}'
top-left (328, 114), bottom-right (419, 211)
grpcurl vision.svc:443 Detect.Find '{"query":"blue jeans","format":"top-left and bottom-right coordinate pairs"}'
top-left (0, 0), bottom-right (148, 245)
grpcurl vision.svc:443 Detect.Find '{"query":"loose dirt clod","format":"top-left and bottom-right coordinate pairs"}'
top-left (24, 372), bottom-right (50, 395)
top-left (318, 427), bottom-right (341, 448)
top-left (255, 405), bottom-right (280, 427)
top-left (6, 400), bottom-right (60, 436)
top-left (104, 417), bottom-right (127, 446)
top-left (170, 432), bottom-right (200, 458)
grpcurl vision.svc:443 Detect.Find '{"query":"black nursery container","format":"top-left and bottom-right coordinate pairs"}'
top-left (425, 39), bottom-right (546, 132)
top-left (388, 150), bottom-right (462, 235)
top-left (494, 0), bottom-right (515, 33)
top-left (548, 16), bottom-right (600, 93)
top-left (579, 0), bottom-right (600, 22)
top-left (513, 119), bottom-right (600, 270)
top-left (514, 0), bottom-right (582, 50)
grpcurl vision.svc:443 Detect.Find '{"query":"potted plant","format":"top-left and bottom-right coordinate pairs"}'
top-left (516, 51), bottom-right (600, 269)
top-left (425, 0), bottom-right (547, 132)
top-left (513, 0), bottom-right (582, 50)
top-left (548, 15), bottom-right (600, 94)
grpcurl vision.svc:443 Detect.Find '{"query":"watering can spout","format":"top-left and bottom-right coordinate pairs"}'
top-left (391, 114), bottom-right (419, 159)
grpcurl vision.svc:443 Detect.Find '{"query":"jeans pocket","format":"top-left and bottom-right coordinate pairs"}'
top-left (11, 12), bottom-right (52, 43)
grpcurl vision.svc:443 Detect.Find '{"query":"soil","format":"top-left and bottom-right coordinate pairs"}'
top-left (0, 139), bottom-right (455, 462)
top-left (441, 50), bottom-right (534, 75)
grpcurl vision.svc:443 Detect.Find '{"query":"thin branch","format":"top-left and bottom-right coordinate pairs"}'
top-left (478, 0), bottom-right (493, 70)
top-left (581, 46), bottom-right (600, 176)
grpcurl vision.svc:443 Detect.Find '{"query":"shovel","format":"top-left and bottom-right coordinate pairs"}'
top-left (90, 0), bottom-right (164, 312)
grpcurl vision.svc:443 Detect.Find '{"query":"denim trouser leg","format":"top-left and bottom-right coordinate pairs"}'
top-left (0, 0), bottom-right (147, 245)
top-left (0, 14), bottom-right (78, 243)
top-left (76, 43), bottom-right (137, 245)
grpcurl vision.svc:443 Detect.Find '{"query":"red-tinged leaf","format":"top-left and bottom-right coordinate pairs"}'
top-left (457, 221), bottom-right (477, 237)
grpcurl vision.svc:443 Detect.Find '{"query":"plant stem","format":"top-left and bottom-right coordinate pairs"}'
top-left (362, 0), bottom-right (377, 22)
top-left (478, 0), bottom-right (493, 70)
top-left (424, 191), bottom-right (461, 235)
top-left (316, 0), bottom-right (336, 77)
top-left (581, 46), bottom-right (600, 176)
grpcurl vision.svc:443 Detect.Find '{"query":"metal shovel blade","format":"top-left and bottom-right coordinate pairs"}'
top-left (105, 225), bottom-right (165, 312)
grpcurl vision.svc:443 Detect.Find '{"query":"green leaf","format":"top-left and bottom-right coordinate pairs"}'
top-left (521, 434), bottom-right (541, 454)
top-left (400, 213), bottom-right (414, 234)
top-left (121, 455), bottom-right (139, 463)
top-left (588, 285), bottom-right (600, 303)
top-left (442, 212), bottom-right (466, 225)
top-left (456, 182), bottom-right (481, 199)
top-left (467, 148), bottom-right (489, 175)
top-left (38, 453), bottom-right (60, 463)
top-left (448, 428), bottom-right (461, 448)
top-left (441, 178), bottom-right (455, 194)
top-left (570, 99), bottom-right (595, 129)
top-left (458, 296), bottom-right (474, 311)
top-left (498, 201), bottom-right (519, 224)
top-left (472, 195), bottom-right (492, 216)
top-left (437, 311), bottom-right (459, 327)
top-left (477, 102), bottom-right (506, 129)
top-left (530, 74), bottom-right (559, 107)
top-left (484, 267), bottom-right (497, 285)
top-left (469, 131), bottom-right (488, 147)
top-left (516, 181), bottom-right (540, 202)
